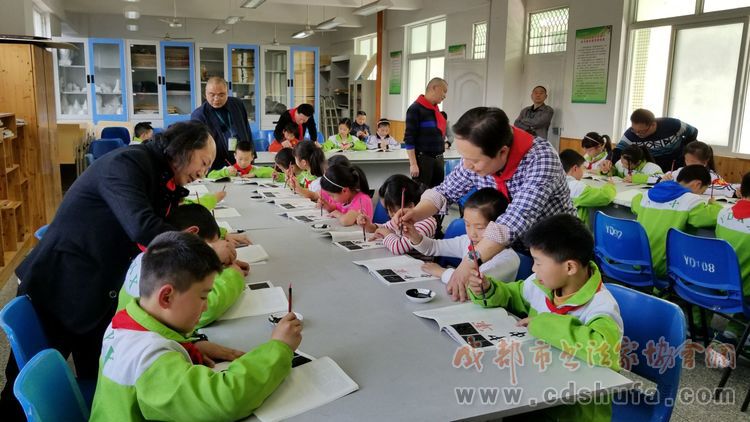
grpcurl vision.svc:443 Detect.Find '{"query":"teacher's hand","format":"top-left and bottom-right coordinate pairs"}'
top-left (409, 163), bottom-right (420, 178)
top-left (446, 259), bottom-right (473, 302)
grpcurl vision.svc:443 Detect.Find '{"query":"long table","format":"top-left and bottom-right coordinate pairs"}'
top-left (200, 180), bottom-right (632, 421)
top-left (255, 149), bottom-right (462, 188)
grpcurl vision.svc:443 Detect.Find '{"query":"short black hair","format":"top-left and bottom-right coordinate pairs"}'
top-left (328, 154), bottom-right (350, 167)
top-left (296, 103), bottom-right (314, 117)
top-left (581, 132), bottom-right (612, 153)
top-left (621, 144), bottom-right (654, 165)
top-left (452, 107), bottom-right (513, 158)
top-left (463, 188), bottom-right (509, 222)
top-left (236, 140), bottom-right (254, 153)
top-left (338, 118), bottom-right (353, 129)
top-left (523, 214), bottom-right (594, 264)
top-left (274, 147), bottom-right (296, 170)
top-left (156, 121), bottom-right (213, 173)
top-left (356, 110), bottom-right (366, 116)
top-left (676, 164), bottom-right (711, 187)
top-left (741, 171), bottom-right (750, 198)
top-left (167, 204), bottom-right (220, 241)
top-left (377, 118), bottom-right (390, 129)
top-left (559, 149), bottom-right (585, 173)
top-left (321, 163), bottom-right (370, 195)
top-left (378, 175), bottom-right (423, 213)
top-left (140, 231), bottom-right (223, 297)
top-left (282, 122), bottom-right (298, 136)
top-left (683, 141), bottom-right (715, 171)
top-left (533, 85), bottom-right (547, 94)
top-left (134, 122), bottom-right (153, 138)
top-left (630, 108), bottom-right (656, 126)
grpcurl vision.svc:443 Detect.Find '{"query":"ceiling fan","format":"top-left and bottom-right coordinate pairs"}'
top-left (159, 32), bottom-right (193, 41)
top-left (291, 4), bottom-right (343, 39)
top-left (159, 0), bottom-right (184, 28)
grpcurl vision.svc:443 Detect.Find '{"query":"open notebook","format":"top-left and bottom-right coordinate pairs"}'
top-left (274, 198), bottom-right (318, 211)
top-left (353, 256), bottom-right (438, 285)
top-left (324, 230), bottom-right (384, 251)
top-left (414, 302), bottom-right (531, 349)
top-left (219, 284), bottom-right (288, 320)
top-left (236, 245), bottom-right (269, 263)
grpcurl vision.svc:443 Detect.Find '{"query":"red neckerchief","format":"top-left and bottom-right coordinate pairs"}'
top-left (112, 309), bottom-right (204, 365)
top-left (415, 95), bottom-right (446, 136)
top-left (544, 280), bottom-right (603, 315)
top-left (233, 163), bottom-right (253, 176)
top-left (289, 108), bottom-right (305, 140)
top-left (732, 199), bottom-right (750, 220)
top-left (491, 127), bottom-right (534, 201)
top-left (304, 178), bottom-right (313, 189)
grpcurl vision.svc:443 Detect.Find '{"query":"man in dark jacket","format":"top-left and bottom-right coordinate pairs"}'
top-left (404, 78), bottom-right (448, 188)
top-left (273, 103), bottom-right (318, 146)
top-left (191, 77), bottom-right (253, 170)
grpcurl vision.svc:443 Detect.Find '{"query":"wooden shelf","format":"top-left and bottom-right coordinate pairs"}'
top-left (5, 164), bottom-right (19, 174)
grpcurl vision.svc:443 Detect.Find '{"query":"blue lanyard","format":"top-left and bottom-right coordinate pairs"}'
top-left (214, 109), bottom-right (235, 137)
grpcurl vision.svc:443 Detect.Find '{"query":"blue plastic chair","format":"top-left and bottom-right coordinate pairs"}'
top-left (89, 138), bottom-right (126, 160)
top-left (608, 284), bottom-right (686, 422)
top-left (249, 122), bottom-right (261, 141)
top-left (0, 296), bottom-right (96, 408)
top-left (444, 159), bottom-right (461, 177)
top-left (265, 130), bottom-right (276, 145)
top-left (14, 349), bottom-right (90, 422)
top-left (253, 138), bottom-right (270, 152)
top-left (317, 132), bottom-right (324, 143)
top-left (457, 188), bottom-right (477, 217)
top-left (0, 296), bottom-right (49, 369)
top-left (666, 228), bottom-right (750, 396)
top-left (435, 218), bottom-right (466, 268)
top-left (152, 127), bottom-right (165, 136)
top-left (516, 252), bottom-right (534, 280)
top-left (100, 126), bottom-right (130, 145)
top-left (33, 225), bottom-right (48, 240)
top-left (373, 201), bottom-right (390, 225)
top-left (593, 211), bottom-right (667, 290)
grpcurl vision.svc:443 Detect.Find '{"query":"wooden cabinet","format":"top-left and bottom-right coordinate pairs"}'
top-left (0, 43), bottom-right (63, 283)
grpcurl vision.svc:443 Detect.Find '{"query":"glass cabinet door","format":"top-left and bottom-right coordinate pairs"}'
top-left (229, 45), bottom-right (258, 123)
top-left (261, 47), bottom-right (289, 128)
top-left (55, 40), bottom-right (90, 120)
top-left (160, 42), bottom-right (195, 126)
top-left (89, 39), bottom-right (128, 123)
top-left (129, 43), bottom-right (161, 120)
top-left (197, 45), bottom-right (227, 107)
top-left (291, 47), bottom-right (317, 108)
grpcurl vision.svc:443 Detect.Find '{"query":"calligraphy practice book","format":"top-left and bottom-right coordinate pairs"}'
top-left (414, 302), bottom-right (531, 349)
top-left (353, 256), bottom-right (438, 284)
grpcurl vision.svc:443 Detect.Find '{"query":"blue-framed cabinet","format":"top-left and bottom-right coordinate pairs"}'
top-left (88, 38), bottom-right (128, 123)
top-left (227, 44), bottom-right (260, 124)
top-left (126, 40), bottom-right (163, 123)
top-left (160, 41), bottom-right (196, 127)
top-left (52, 37), bottom-right (92, 122)
top-left (290, 46), bottom-right (320, 132)
top-left (195, 43), bottom-right (229, 109)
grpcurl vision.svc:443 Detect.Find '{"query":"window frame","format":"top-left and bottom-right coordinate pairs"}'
top-left (472, 21), bottom-right (488, 60)
top-left (404, 17), bottom-right (447, 109)
top-left (526, 6), bottom-right (570, 56)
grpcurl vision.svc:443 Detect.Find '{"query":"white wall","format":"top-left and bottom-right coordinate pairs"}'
top-left (524, 0), bottom-right (629, 140)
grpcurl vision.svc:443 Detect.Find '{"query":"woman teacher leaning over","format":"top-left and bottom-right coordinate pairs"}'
top-left (396, 107), bottom-right (575, 302)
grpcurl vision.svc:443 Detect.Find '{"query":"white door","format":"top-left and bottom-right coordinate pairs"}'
top-left (443, 59), bottom-right (486, 123)
top-left (518, 53), bottom-right (566, 149)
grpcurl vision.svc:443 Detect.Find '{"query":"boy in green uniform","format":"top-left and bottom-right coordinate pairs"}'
top-left (207, 140), bottom-right (277, 180)
top-left (322, 118), bottom-right (366, 151)
top-left (467, 214), bottom-right (622, 421)
top-left (559, 149), bottom-right (616, 225)
top-left (91, 231), bottom-right (301, 421)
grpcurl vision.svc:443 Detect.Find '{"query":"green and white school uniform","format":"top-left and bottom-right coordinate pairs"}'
top-left (584, 151), bottom-right (608, 174)
top-left (631, 181), bottom-right (722, 278)
top-left (117, 253), bottom-right (245, 329)
top-left (566, 175), bottom-right (616, 225)
top-left (90, 300), bottom-right (292, 422)
top-left (468, 262), bottom-right (622, 422)
top-left (322, 134), bottom-right (366, 151)
top-left (716, 200), bottom-right (750, 294)
top-left (614, 160), bottom-right (663, 184)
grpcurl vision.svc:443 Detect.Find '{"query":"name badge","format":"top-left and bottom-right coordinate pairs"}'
top-left (228, 137), bottom-right (238, 152)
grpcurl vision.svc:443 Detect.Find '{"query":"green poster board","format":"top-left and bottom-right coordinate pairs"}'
top-left (389, 51), bottom-right (402, 95)
top-left (572, 26), bottom-right (612, 104)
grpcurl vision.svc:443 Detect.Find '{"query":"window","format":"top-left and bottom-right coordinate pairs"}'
top-left (32, 6), bottom-right (49, 38)
top-left (528, 7), bottom-right (569, 55)
top-left (472, 22), bottom-right (487, 60)
top-left (354, 34), bottom-right (377, 80)
top-left (406, 18), bottom-right (446, 103)
top-left (625, 1), bottom-right (750, 153)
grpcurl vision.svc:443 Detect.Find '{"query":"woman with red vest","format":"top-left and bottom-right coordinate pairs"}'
top-left (396, 107), bottom-right (575, 302)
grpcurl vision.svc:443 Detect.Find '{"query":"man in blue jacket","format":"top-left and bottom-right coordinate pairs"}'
top-left (404, 78), bottom-right (448, 188)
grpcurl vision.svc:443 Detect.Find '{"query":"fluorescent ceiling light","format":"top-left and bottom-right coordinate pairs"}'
top-left (213, 26), bottom-right (228, 34)
top-left (124, 7), bottom-right (140, 19)
top-left (316, 17), bottom-right (344, 30)
top-left (126, 24), bottom-right (139, 31)
top-left (224, 16), bottom-right (242, 25)
top-left (292, 29), bottom-right (314, 39)
top-left (353, 0), bottom-right (392, 16)
top-left (123, 0), bottom-right (140, 2)
top-left (241, 0), bottom-right (266, 8)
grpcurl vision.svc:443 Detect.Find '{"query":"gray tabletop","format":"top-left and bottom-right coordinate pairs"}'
top-left (202, 182), bottom-right (633, 421)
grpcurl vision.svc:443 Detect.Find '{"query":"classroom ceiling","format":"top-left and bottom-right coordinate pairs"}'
top-left (62, 0), bottom-right (423, 27)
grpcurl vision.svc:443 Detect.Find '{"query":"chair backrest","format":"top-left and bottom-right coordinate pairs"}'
top-left (14, 349), bottom-right (90, 422)
top-left (249, 122), bottom-right (261, 141)
top-left (0, 296), bottom-right (49, 369)
top-left (667, 228), bottom-right (748, 316)
top-left (372, 201), bottom-right (390, 225)
top-left (608, 284), bottom-right (685, 422)
top-left (100, 126), bottom-right (130, 145)
top-left (437, 218), bottom-right (467, 268)
top-left (152, 127), bottom-right (165, 136)
top-left (90, 138), bottom-right (126, 160)
top-left (253, 138), bottom-right (270, 152)
top-left (265, 130), bottom-right (276, 144)
top-left (516, 253), bottom-right (534, 280)
top-left (444, 159), bottom-right (461, 177)
top-left (593, 211), bottom-right (660, 289)
top-left (33, 225), bottom-right (49, 241)
top-left (457, 188), bottom-right (477, 209)
top-left (317, 132), bottom-right (324, 143)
